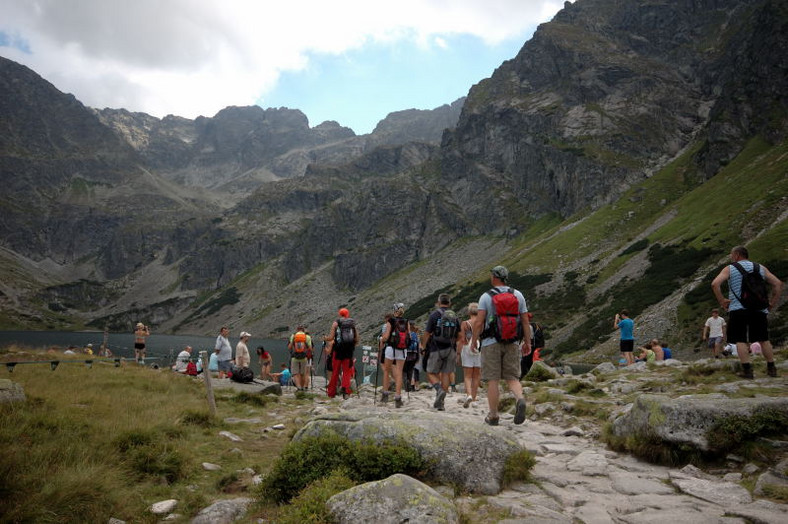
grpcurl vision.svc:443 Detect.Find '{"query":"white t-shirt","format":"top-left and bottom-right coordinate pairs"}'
top-left (705, 316), bottom-right (726, 338)
top-left (173, 350), bottom-right (191, 372)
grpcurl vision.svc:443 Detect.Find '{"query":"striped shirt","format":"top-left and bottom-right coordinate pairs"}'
top-left (728, 260), bottom-right (767, 312)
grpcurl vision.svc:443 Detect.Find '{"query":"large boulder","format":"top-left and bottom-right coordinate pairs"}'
top-left (0, 379), bottom-right (25, 404)
top-left (293, 409), bottom-right (524, 494)
top-left (610, 394), bottom-right (788, 452)
top-left (326, 474), bottom-right (459, 524)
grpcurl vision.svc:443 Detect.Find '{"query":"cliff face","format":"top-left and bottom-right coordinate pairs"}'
top-left (0, 0), bottom-right (785, 341)
top-left (440, 0), bottom-right (787, 231)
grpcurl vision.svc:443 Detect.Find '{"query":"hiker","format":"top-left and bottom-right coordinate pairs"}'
top-left (214, 326), bottom-right (233, 379)
top-left (702, 308), bottom-right (727, 358)
top-left (711, 245), bottom-right (783, 378)
top-left (614, 310), bottom-right (635, 366)
top-left (470, 266), bottom-right (530, 426)
top-left (457, 302), bottom-right (481, 408)
top-left (661, 342), bottom-right (673, 360)
top-left (380, 303), bottom-right (409, 407)
top-left (271, 363), bottom-right (291, 386)
top-left (83, 343), bottom-right (94, 355)
top-left (172, 346), bottom-right (192, 373)
top-left (404, 321), bottom-right (420, 392)
top-left (422, 294), bottom-right (460, 411)
top-left (133, 322), bottom-right (150, 364)
top-left (520, 313), bottom-right (544, 378)
top-left (235, 331), bottom-right (251, 368)
top-left (320, 336), bottom-right (333, 385)
top-left (636, 345), bottom-right (655, 363)
top-left (377, 312), bottom-right (395, 389)
top-left (257, 346), bottom-right (273, 380)
top-left (288, 325), bottom-right (312, 390)
top-left (649, 339), bottom-right (664, 361)
top-left (326, 308), bottom-right (359, 399)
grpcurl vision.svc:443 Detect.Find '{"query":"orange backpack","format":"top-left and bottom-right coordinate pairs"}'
top-left (292, 332), bottom-right (308, 358)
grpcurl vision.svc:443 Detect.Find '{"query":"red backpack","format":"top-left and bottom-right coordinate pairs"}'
top-left (185, 361), bottom-right (198, 376)
top-left (484, 287), bottom-right (524, 343)
top-left (388, 317), bottom-right (410, 350)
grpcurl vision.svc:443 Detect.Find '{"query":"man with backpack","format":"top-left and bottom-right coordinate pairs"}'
top-left (711, 246), bottom-right (783, 378)
top-left (326, 308), bottom-right (359, 399)
top-left (422, 294), bottom-right (461, 411)
top-left (288, 325), bottom-right (313, 390)
top-left (470, 266), bottom-right (530, 426)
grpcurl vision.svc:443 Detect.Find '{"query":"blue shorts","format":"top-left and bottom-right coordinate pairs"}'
top-left (218, 359), bottom-right (232, 372)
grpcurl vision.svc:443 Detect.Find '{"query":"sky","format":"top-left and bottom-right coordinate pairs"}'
top-left (0, 0), bottom-right (565, 135)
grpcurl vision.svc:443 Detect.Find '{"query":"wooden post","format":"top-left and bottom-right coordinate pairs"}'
top-left (200, 351), bottom-right (217, 417)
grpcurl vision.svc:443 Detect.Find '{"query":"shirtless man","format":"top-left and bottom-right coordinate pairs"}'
top-left (134, 322), bottom-right (150, 364)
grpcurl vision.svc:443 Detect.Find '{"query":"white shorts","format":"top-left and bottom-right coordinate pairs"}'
top-left (460, 344), bottom-right (482, 368)
top-left (384, 346), bottom-right (407, 361)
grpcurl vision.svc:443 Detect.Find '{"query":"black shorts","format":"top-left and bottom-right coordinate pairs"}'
top-left (134, 343), bottom-right (146, 350)
top-left (620, 339), bottom-right (634, 353)
top-left (727, 309), bottom-right (768, 344)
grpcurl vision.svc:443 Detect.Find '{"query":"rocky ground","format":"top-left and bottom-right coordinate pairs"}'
top-left (191, 355), bottom-right (788, 523)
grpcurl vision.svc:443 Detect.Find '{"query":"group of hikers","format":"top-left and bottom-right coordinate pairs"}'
top-left (615, 246), bottom-right (782, 379)
top-left (171, 246), bottom-right (782, 425)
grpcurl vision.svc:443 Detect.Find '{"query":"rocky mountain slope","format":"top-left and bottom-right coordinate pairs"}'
top-left (0, 0), bottom-right (785, 359)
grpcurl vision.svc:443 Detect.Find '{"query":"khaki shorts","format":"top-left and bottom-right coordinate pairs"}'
top-left (481, 341), bottom-right (520, 381)
top-left (291, 357), bottom-right (308, 375)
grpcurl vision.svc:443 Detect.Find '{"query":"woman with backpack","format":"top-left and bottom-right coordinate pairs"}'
top-left (458, 302), bottom-right (482, 408)
top-left (379, 303), bottom-right (409, 408)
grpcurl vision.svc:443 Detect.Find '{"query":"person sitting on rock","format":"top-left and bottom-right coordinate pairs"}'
top-left (649, 339), bottom-right (664, 361)
top-left (636, 345), bottom-right (655, 363)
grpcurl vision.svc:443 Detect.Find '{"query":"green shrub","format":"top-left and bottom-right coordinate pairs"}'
top-left (502, 449), bottom-right (536, 487)
top-left (707, 408), bottom-right (788, 453)
top-left (231, 391), bottom-right (278, 407)
top-left (276, 470), bottom-right (357, 524)
top-left (178, 409), bottom-right (216, 427)
top-left (114, 429), bottom-right (186, 483)
top-left (259, 433), bottom-right (428, 504)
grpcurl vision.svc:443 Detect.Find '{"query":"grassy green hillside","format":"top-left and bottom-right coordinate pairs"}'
top-left (406, 135), bottom-right (787, 360)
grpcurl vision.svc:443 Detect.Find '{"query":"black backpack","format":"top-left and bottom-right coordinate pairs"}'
top-left (731, 262), bottom-right (770, 310)
top-left (433, 308), bottom-right (459, 348)
top-left (531, 323), bottom-right (545, 349)
top-left (335, 318), bottom-right (357, 348)
top-left (230, 366), bottom-right (254, 383)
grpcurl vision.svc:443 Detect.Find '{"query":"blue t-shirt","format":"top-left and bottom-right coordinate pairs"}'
top-left (279, 368), bottom-right (291, 386)
top-left (618, 318), bottom-right (634, 340)
top-left (662, 347), bottom-right (672, 359)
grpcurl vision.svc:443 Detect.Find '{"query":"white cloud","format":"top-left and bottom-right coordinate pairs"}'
top-left (0, 0), bottom-right (563, 120)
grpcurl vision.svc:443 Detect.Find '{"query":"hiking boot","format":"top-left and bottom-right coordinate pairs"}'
top-left (484, 414), bottom-right (499, 426)
top-left (450, 385), bottom-right (458, 393)
top-left (767, 363), bottom-right (778, 377)
top-left (434, 389), bottom-right (446, 410)
top-left (739, 364), bottom-right (754, 379)
top-left (342, 392), bottom-right (350, 400)
top-left (463, 395), bottom-right (473, 409)
top-left (381, 391), bottom-right (390, 403)
top-left (395, 397), bottom-right (403, 408)
top-left (514, 398), bottom-right (527, 425)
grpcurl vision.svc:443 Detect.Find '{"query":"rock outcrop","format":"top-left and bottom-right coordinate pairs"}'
top-left (326, 474), bottom-right (459, 524)
top-left (610, 393), bottom-right (788, 452)
top-left (293, 409), bottom-right (523, 495)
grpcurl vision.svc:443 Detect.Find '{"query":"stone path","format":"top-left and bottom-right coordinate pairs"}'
top-left (212, 374), bottom-right (788, 522)
top-left (332, 385), bottom-right (788, 523)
